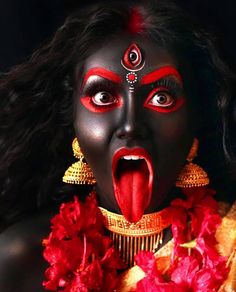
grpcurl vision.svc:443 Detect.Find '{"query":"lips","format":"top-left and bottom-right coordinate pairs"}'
top-left (112, 148), bottom-right (153, 223)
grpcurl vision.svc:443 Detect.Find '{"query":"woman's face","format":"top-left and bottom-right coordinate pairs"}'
top-left (74, 34), bottom-right (195, 223)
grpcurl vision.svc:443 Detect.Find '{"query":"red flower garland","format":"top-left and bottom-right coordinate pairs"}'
top-left (43, 187), bottom-right (229, 291)
top-left (43, 193), bottom-right (125, 291)
top-left (135, 187), bottom-right (229, 291)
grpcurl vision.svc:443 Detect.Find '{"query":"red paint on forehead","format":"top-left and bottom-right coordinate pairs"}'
top-left (127, 8), bottom-right (144, 34)
top-left (122, 43), bottom-right (143, 70)
top-left (82, 67), bottom-right (122, 87)
top-left (128, 73), bottom-right (136, 81)
top-left (141, 66), bottom-right (183, 85)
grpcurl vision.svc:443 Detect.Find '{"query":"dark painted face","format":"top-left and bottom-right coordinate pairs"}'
top-left (74, 34), bottom-right (195, 223)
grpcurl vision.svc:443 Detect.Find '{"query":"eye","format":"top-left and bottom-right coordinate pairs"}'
top-left (92, 91), bottom-right (117, 106)
top-left (149, 91), bottom-right (175, 108)
top-left (144, 87), bottom-right (186, 113)
top-left (122, 43), bottom-right (143, 69)
top-left (128, 49), bottom-right (141, 66)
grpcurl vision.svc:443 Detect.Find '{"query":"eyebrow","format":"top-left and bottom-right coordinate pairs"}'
top-left (82, 67), bottom-right (122, 88)
top-left (140, 66), bottom-right (183, 85)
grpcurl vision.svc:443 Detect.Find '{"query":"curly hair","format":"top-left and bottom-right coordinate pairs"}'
top-left (0, 0), bottom-right (234, 230)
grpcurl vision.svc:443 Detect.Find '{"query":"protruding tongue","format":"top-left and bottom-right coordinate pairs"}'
top-left (114, 159), bottom-right (150, 223)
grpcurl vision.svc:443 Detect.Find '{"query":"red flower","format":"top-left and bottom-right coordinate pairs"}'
top-left (43, 195), bottom-right (125, 291)
top-left (43, 187), bottom-right (229, 292)
top-left (170, 187), bottom-right (221, 258)
top-left (135, 251), bottom-right (163, 281)
top-left (136, 277), bottom-right (183, 292)
top-left (135, 252), bottom-right (185, 292)
top-left (136, 187), bottom-right (229, 292)
top-left (171, 257), bottom-right (199, 286)
top-left (50, 194), bottom-right (104, 241)
top-left (171, 256), bottom-right (225, 291)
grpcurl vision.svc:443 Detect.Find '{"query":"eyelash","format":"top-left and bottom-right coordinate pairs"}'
top-left (81, 84), bottom-right (122, 113)
top-left (144, 87), bottom-right (186, 113)
top-left (81, 79), bottom-right (185, 113)
top-left (144, 79), bottom-right (185, 113)
top-left (84, 83), bottom-right (115, 96)
top-left (153, 79), bottom-right (183, 97)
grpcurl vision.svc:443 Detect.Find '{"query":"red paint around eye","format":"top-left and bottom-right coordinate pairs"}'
top-left (144, 87), bottom-right (186, 113)
top-left (141, 66), bottom-right (183, 85)
top-left (80, 95), bottom-right (122, 113)
top-left (82, 68), bottom-right (122, 89)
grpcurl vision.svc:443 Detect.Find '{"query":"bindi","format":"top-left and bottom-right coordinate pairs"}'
top-left (121, 43), bottom-right (145, 92)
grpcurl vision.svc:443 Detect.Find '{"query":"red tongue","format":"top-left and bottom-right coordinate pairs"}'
top-left (114, 160), bottom-right (149, 223)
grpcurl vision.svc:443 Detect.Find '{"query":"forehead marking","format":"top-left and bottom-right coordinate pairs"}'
top-left (121, 43), bottom-right (145, 93)
top-left (82, 67), bottom-right (122, 88)
top-left (126, 72), bottom-right (138, 84)
top-left (121, 43), bottom-right (145, 72)
top-left (141, 66), bottom-right (182, 85)
top-left (127, 8), bottom-right (144, 34)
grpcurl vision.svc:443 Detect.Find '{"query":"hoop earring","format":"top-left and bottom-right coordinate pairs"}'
top-left (175, 138), bottom-right (209, 188)
top-left (62, 138), bottom-right (96, 185)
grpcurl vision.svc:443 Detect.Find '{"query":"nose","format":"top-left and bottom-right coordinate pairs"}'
top-left (116, 91), bottom-right (148, 140)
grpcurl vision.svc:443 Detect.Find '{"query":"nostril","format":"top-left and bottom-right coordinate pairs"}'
top-left (116, 123), bottom-right (148, 140)
top-left (116, 124), bottom-right (132, 139)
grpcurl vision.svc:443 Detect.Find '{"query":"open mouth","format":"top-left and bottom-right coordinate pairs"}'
top-left (112, 148), bottom-right (153, 223)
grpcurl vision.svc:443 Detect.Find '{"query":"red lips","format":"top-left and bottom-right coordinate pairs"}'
top-left (112, 147), bottom-right (153, 223)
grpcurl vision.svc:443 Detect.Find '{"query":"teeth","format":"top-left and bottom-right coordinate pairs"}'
top-left (123, 155), bottom-right (143, 160)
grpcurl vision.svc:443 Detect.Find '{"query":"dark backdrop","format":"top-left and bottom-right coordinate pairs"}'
top-left (0, 0), bottom-right (65, 72)
top-left (0, 0), bottom-right (235, 199)
top-left (0, 0), bottom-right (236, 73)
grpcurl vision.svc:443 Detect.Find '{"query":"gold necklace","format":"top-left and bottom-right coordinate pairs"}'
top-left (99, 206), bottom-right (174, 267)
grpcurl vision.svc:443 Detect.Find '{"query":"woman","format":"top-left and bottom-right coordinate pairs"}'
top-left (0, 0), bottom-right (235, 291)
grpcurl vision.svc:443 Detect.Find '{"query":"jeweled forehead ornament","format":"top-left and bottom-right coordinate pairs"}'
top-left (121, 43), bottom-right (145, 90)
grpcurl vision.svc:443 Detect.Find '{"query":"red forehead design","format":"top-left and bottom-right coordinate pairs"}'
top-left (82, 67), bottom-right (122, 89)
top-left (121, 43), bottom-right (144, 71)
top-left (127, 8), bottom-right (144, 34)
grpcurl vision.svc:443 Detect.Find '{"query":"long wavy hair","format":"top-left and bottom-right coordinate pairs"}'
top-left (0, 0), bottom-right (234, 231)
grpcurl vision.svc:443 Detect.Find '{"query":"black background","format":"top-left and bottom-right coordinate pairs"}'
top-left (0, 0), bottom-right (236, 73)
top-left (0, 0), bottom-right (235, 201)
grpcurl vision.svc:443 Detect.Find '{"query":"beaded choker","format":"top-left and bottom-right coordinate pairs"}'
top-left (99, 206), bottom-right (174, 266)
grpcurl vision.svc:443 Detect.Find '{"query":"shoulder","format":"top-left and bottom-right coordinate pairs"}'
top-left (0, 211), bottom-right (53, 292)
top-left (216, 201), bottom-right (236, 290)
top-left (216, 200), bottom-right (236, 255)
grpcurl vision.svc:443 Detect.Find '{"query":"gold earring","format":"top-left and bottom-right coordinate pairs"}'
top-left (175, 138), bottom-right (209, 188)
top-left (62, 138), bottom-right (96, 185)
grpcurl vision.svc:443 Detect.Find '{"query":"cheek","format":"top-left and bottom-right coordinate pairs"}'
top-left (156, 109), bottom-right (191, 140)
top-left (149, 107), bottom-right (194, 172)
top-left (74, 103), bottom-right (118, 158)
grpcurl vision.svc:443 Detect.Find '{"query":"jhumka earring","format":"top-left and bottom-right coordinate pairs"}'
top-left (175, 138), bottom-right (209, 188)
top-left (62, 138), bottom-right (96, 185)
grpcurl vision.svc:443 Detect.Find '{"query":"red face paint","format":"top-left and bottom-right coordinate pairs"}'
top-left (127, 8), bottom-right (144, 34)
top-left (80, 94), bottom-right (122, 113)
top-left (81, 67), bottom-right (123, 113)
top-left (141, 66), bottom-right (183, 85)
top-left (75, 36), bottom-right (194, 223)
top-left (122, 43), bottom-right (143, 70)
top-left (82, 67), bottom-right (122, 89)
top-left (144, 87), bottom-right (186, 113)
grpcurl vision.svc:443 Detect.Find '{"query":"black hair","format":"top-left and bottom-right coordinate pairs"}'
top-left (0, 0), bottom-right (235, 231)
